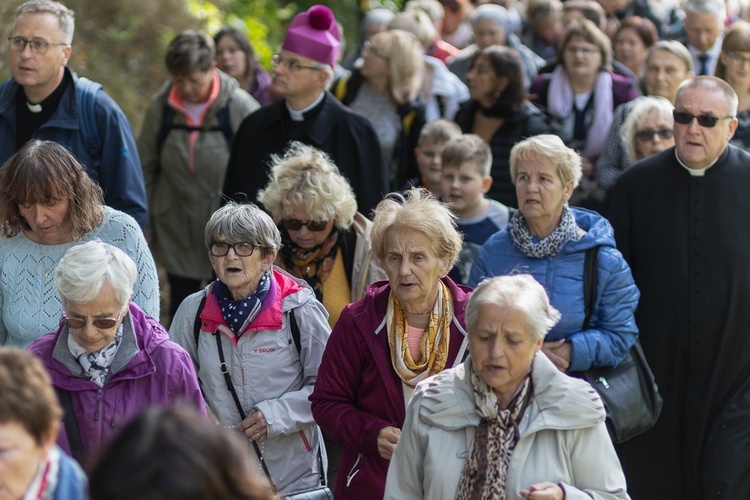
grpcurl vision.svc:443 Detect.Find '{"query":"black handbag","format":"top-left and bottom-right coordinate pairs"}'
top-left (576, 246), bottom-right (663, 443)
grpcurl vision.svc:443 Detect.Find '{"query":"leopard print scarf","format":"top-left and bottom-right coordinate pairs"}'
top-left (509, 204), bottom-right (579, 258)
top-left (456, 361), bottom-right (534, 499)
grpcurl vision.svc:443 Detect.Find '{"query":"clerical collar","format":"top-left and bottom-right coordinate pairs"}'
top-left (286, 91), bottom-right (325, 122)
top-left (675, 149), bottom-right (721, 177)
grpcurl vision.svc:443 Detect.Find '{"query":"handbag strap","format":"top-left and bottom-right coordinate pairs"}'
top-left (583, 246), bottom-right (600, 331)
top-left (55, 388), bottom-right (85, 464)
top-left (214, 332), bottom-right (278, 495)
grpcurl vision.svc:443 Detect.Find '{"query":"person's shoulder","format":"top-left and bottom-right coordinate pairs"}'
top-left (93, 207), bottom-right (142, 237)
top-left (619, 148), bottom-right (674, 182)
top-left (27, 331), bottom-right (58, 359)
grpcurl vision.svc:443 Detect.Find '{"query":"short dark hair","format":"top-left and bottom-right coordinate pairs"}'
top-left (166, 30), bottom-right (216, 74)
top-left (0, 140), bottom-right (105, 240)
top-left (0, 347), bottom-right (62, 446)
top-left (88, 405), bottom-right (273, 500)
top-left (615, 16), bottom-right (658, 50)
top-left (469, 45), bottom-right (526, 116)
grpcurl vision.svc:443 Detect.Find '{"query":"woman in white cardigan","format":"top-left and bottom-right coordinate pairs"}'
top-left (385, 275), bottom-right (629, 500)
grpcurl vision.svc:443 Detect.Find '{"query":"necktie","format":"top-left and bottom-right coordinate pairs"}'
top-left (698, 53), bottom-right (710, 76)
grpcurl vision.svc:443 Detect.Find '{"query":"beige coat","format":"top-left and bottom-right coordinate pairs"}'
top-left (385, 354), bottom-right (630, 500)
top-left (349, 212), bottom-right (385, 302)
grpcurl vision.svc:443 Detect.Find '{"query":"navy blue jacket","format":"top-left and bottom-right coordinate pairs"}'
top-left (0, 68), bottom-right (147, 227)
top-left (468, 207), bottom-right (639, 372)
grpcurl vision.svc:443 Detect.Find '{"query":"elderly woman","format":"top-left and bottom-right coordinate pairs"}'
top-left (0, 140), bottom-right (158, 347)
top-left (384, 275), bottom-right (629, 499)
top-left (169, 202), bottom-right (330, 496)
top-left (530, 19), bottom-right (639, 206)
top-left (214, 26), bottom-right (276, 107)
top-left (598, 40), bottom-right (693, 190)
top-left (620, 96), bottom-right (674, 164)
top-left (333, 29), bottom-right (426, 190)
top-left (0, 347), bottom-right (87, 499)
top-left (27, 240), bottom-right (204, 463)
top-left (310, 188), bottom-right (471, 499)
top-left (715, 22), bottom-right (750, 150)
top-left (89, 405), bottom-right (273, 500)
top-left (613, 16), bottom-right (659, 78)
top-left (139, 30), bottom-right (259, 320)
top-left (469, 135), bottom-right (639, 373)
top-left (454, 45), bottom-right (550, 207)
top-left (257, 142), bottom-right (385, 329)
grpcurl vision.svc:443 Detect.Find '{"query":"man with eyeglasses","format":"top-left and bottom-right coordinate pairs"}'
top-left (609, 76), bottom-right (750, 498)
top-left (222, 5), bottom-right (386, 216)
top-left (0, 0), bottom-right (146, 228)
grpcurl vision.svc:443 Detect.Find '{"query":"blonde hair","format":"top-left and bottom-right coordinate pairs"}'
top-left (372, 30), bottom-right (425, 104)
top-left (621, 96), bottom-right (674, 163)
top-left (510, 134), bottom-right (583, 188)
top-left (257, 142), bottom-right (358, 229)
top-left (388, 10), bottom-right (437, 51)
top-left (370, 188), bottom-right (462, 270)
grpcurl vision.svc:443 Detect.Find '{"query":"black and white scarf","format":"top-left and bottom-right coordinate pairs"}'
top-left (509, 204), bottom-right (579, 258)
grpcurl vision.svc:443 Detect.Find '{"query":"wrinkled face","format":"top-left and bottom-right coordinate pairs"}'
top-left (673, 87), bottom-right (737, 169)
top-left (721, 51), bottom-right (750, 87)
top-left (441, 161), bottom-right (489, 217)
top-left (469, 303), bottom-right (542, 401)
top-left (474, 19), bottom-right (506, 50)
top-left (9, 13), bottom-right (70, 100)
top-left (685, 11), bottom-right (723, 53)
top-left (0, 421), bottom-right (54, 500)
top-left (65, 285), bottom-right (128, 353)
top-left (466, 54), bottom-right (505, 107)
top-left (270, 50), bottom-right (324, 100)
top-left (416, 140), bottom-right (448, 195)
top-left (209, 236), bottom-right (276, 301)
top-left (19, 198), bottom-right (71, 245)
top-left (172, 69), bottom-right (214, 104)
top-left (215, 35), bottom-right (247, 82)
top-left (615, 28), bottom-right (648, 74)
top-left (634, 110), bottom-right (675, 160)
top-left (383, 228), bottom-right (448, 314)
top-left (284, 205), bottom-right (334, 250)
top-left (645, 50), bottom-right (691, 101)
top-left (515, 158), bottom-right (573, 232)
top-left (563, 35), bottom-right (603, 79)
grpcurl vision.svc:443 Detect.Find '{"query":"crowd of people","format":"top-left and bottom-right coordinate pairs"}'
top-left (2, 0), bottom-right (750, 498)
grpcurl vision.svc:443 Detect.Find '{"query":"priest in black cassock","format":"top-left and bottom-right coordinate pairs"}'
top-left (609, 76), bottom-right (750, 499)
top-left (222, 5), bottom-right (387, 216)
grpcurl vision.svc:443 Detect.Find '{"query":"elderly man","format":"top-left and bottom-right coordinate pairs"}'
top-left (0, 0), bottom-right (147, 227)
top-left (222, 5), bottom-right (386, 216)
top-left (609, 76), bottom-right (750, 498)
top-left (681, 0), bottom-right (726, 76)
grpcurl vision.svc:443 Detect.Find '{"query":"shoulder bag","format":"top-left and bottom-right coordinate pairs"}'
top-left (576, 246), bottom-right (663, 443)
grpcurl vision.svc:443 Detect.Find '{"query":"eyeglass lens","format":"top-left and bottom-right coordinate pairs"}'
top-left (635, 128), bottom-right (674, 141)
top-left (65, 308), bottom-right (124, 329)
top-left (673, 111), bottom-right (730, 128)
top-left (210, 242), bottom-right (256, 257)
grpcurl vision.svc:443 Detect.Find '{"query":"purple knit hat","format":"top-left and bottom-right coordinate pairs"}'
top-left (281, 5), bottom-right (341, 67)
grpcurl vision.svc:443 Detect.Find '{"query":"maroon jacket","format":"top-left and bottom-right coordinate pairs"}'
top-left (310, 278), bottom-right (472, 499)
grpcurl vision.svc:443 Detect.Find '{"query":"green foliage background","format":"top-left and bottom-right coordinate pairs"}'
top-left (0, 0), bottom-right (403, 133)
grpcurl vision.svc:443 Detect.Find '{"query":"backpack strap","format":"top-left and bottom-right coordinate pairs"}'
top-left (583, 246), bottom-right (600, 331)
top-left (75, 77), bottom-right (103, 161)
top-left (193, 293), bottom-right (208, 347)
top-left (156, 103), bottom-right (234, 158)
top-left (55, 388), bottom-right (85, 464)
top-left (289, 308), bottom-right (301, 355)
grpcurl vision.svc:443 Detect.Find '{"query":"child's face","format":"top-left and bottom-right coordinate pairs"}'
top-left (441, 161), bottom-right (490, 217)
top-left (416, 140), bottom-right (448, 195)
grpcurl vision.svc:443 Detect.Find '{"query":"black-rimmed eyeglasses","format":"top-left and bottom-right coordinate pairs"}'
top-left (673, 111), bottom-right (734, 128)
top-left (8, 36), bottom-right (68, 54)
top-left (209, 242), bottom-right (263, 257)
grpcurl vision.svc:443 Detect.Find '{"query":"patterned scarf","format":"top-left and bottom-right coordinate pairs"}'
top-left (214, 272), bottom-right (271, 335)
top-left (456, 360), bottom-right (534, 499)
top-left (69, 325), bottom-right (124, 388)
top-left (386, 281), bottom-right (453, 388)
top-left (281, 229), bottom-right (340, 302)
top-left (509, 204), bottom-right (579, 258)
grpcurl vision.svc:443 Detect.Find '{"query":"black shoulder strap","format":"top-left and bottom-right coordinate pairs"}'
top-left (583, 246), bottom-right (600, 331)
top-left (56, 388), bottom-right (85, 464)
top-left (157, 103), bottom-right (234, 158)
top-left (156, 104), bottom-right (174, 158)
top-left (193, 294), bottom-right (208, 347)
top-left (289, 308), bottom-right (301, 355)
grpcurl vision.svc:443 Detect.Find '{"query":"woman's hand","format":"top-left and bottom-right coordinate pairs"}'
top-left (238, 408), bottom-right (268, 442)
top-left (377, 426), bottom-right (401, 460)
top-left (520, 482), bottom-right (564, 499)
top-left (542, 340), bottom-right (571, 372)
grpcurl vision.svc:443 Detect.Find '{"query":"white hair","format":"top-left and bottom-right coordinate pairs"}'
top-left (14, 0), bottom-right (75, 44)
top-left (466, 275), bottom-right (561, 341)
top-left (684, 0), bottom-right (727, 30)
top-left (56, 239), bottom-right (136, 307)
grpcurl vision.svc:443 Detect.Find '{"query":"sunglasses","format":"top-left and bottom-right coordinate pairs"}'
top-left (281, 219), bottom-right (330, 232)
top-left (673, 111), bottom-right (734, 128)
top-left (64, 307), bottom-right (126, 330)
top-left (635, 128), bottom-right (674, 142)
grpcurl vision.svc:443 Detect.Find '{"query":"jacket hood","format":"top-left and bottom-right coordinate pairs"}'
top-left (562, 207), bottom-right (617, 254)
top-left (418, 354), bottom-right (605, 434)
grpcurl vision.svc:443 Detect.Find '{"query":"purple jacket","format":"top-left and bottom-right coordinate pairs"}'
top-left (28, 302), bottom-right (205, 460)
top-left (309, 277), bottom-right (472, 499)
